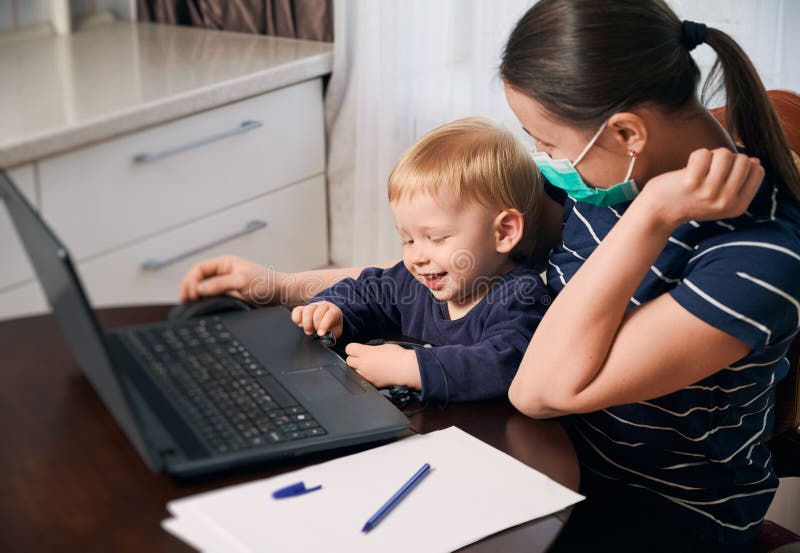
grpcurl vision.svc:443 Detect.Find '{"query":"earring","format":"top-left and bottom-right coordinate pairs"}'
top-left (624, 150), bottom-right (639, 181)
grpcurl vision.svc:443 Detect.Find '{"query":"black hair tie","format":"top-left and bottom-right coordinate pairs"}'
top-left (681, 20), bottom-right (708, 51)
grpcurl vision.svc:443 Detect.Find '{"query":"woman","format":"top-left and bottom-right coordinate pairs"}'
top-left (179, 1), bottom-right (800, 549)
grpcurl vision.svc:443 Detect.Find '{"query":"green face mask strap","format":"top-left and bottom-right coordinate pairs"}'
top-left (624, 149), bottom-right (639, 182)
top-left (572, 121), bottom-right (609, 167)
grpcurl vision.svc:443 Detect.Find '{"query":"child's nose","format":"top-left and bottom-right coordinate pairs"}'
top-left (409, 244), bottom-right (430, 265)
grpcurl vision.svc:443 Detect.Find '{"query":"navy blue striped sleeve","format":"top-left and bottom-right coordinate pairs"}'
top-left (669, 229), bottom-right (800, 351)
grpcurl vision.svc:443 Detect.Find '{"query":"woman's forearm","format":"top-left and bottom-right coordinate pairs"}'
top-left (276, 266), bottom-right (365, 306)
top-left (510, 195), bottom-right (678, 414)
top-left (276, 260), bottom-right (398, 306)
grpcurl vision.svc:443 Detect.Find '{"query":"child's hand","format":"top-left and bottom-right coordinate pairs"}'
top-left (641, 148), bottom-right (764, 227)
top-left (291, 301), bottom-right (344, 338)
top-left (344, 343), bottom-right (422, 389)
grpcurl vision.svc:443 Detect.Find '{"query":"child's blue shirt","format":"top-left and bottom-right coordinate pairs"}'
top-left (311, 261), bottom-right (551, 403)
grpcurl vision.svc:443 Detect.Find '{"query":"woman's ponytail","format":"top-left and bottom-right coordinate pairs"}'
top-left (501, 0), bottom-right (800, 202)
top-left (702, 28), bottom-right (800, 202)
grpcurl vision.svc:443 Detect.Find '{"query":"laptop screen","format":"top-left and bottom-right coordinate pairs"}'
top-left (0, 170), bottom-right (154, 466)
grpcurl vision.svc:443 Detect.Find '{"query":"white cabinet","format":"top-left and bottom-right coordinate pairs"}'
top-left (0, 79), bottom-right (328, 321)
top-left (0, 164), bottom-right (38, 290)
top-left (0, 280), bottom-right (48, 319)
top-left (39, 79), bottom-right (325, 260)
top-left (80, 175), bottom-right (327, 307)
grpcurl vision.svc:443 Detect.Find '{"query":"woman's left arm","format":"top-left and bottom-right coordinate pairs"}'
top-left (510, 148), bottom-right (765, 418)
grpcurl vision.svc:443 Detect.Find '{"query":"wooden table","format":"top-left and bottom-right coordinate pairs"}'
top-left (0, 305), bottom-right (579, 552)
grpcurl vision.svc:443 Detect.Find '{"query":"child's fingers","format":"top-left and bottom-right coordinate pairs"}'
top-left (291, 306), bottom-right (303, 325)
top-left (345, 342), bottom-right (368, 357)
top-left (300, 304), bottom-right (318, 335)
top-left (311, 303), bottom-right (330, 332)
top-left (345, 345), bottom-right (364, 370)
top-left (345, 355), bottom-right (360, 370)
top-left (318, 308), bottom-right (341, 335)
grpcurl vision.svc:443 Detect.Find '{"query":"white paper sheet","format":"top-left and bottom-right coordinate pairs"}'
top-left (164, 426), bottom-right (583, 553)
top-left (162, 517), bottom-right (242, 553)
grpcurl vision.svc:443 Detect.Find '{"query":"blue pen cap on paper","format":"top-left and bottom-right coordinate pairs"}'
top-left (272, 481), bottom-right (322, 499)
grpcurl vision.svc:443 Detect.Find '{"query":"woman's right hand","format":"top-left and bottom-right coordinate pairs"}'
top-left (178, 255), bottom-right (281, 304)
top-left (641, 147), bottom-right (765, 228)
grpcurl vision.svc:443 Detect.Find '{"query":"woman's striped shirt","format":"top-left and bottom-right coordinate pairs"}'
top-left (545, 175), bottom-right (800, 545)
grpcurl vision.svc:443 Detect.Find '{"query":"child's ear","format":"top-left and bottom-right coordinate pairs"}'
top-left (494, 209), bottom-right (524, 254)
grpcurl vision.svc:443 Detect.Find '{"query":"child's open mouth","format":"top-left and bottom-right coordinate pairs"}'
top-left (421, 272), bottom-right (447, 290)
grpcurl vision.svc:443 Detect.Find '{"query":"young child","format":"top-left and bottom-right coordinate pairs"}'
top-left (291, 117), bottom-right (552, 403)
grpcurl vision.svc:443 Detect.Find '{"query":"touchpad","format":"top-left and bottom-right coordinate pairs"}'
top-left (285, 366), bottom-right (357, 402)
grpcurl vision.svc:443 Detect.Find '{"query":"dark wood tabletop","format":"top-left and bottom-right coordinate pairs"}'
top-left (0, 305), bottom-right (579, 552)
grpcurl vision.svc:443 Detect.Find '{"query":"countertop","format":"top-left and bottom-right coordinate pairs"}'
top-left (0, 22), bottom-right (333, 168)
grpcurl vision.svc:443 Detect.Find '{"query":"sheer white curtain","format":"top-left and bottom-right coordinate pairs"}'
top-left (325, 0), bottom-right (534, 266)
top-left (325, 0), bottom-right (799, 266)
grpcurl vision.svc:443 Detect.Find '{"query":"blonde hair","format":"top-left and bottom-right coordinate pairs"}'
top-left (388, 117), bottom-right (544, 261)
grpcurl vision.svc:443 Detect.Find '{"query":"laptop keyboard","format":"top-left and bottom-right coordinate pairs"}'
top-left (121, 317), bottom-right (326, 455)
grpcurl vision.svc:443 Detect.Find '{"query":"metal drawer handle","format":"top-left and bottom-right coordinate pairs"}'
top-left (132, 120), bottom-right (263, 163)
top-left (141, 219), bottom-right (267, 271)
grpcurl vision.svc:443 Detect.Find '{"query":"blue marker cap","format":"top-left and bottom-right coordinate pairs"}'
top-left (272, 481), bottom-right (322, 499)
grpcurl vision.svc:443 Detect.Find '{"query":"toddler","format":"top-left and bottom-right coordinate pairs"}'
top-left (291, 117), bottom-right (551, 403)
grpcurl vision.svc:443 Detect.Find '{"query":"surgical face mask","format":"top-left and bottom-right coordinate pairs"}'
top-left (530, 122), bottom-right (639, 207)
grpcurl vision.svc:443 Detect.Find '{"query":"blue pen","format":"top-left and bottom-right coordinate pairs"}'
top-left (361, 463), bottom-right (431, 533)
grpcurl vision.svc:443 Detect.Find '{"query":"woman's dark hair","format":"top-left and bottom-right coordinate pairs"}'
top-left (500, 0), bottom-right (800, 202)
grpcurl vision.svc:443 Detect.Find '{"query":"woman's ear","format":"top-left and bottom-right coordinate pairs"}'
top-left (494, 209), bottom-right (524, 254)
top-left (606, 111), bottom-right (648, 155)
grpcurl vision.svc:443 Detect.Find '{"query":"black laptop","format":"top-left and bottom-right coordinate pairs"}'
top-left (0, 171), bottom-right (409, 477)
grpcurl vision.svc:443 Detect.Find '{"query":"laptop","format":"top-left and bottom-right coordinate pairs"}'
top-left (0, 171), bottom-right (409, 477)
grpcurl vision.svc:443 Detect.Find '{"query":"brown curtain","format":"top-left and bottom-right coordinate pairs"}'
top-left (138, 0), bottom-right (333, 42)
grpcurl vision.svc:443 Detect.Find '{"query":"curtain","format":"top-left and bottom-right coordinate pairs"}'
top-left (137, 0), bottom-right (333, 42)
top-left (326, 0), bottom-right (799, 266)
top-left (325, 0), bottom-right (534, 266)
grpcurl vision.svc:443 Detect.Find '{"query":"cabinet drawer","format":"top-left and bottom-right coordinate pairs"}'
top-left (0, 280), bottom-right (48, 322)
top-left (1, 164), bottom-right (38, 290)
top-left (39, 79), bottom-right (325, 260)
top-left (78, 175), bottom-right (328, 307)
